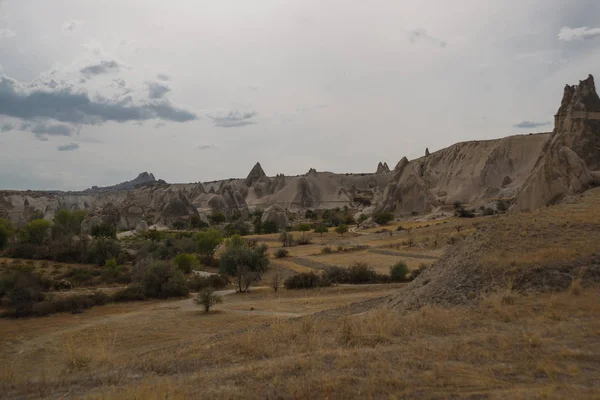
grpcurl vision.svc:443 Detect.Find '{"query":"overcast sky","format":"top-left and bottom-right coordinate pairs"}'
top-left (1, 0), bottom-right (599, 190)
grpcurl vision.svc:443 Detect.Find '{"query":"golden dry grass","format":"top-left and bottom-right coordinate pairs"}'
top-left (2, 285), bottom-right (599, 399)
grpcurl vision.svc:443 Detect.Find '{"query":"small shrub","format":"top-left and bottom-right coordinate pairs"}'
top-left (194, 287), bottom-right (223, 312)
top-left (321, 246), bottom-right (333, 254)
top-left (335, 224), bottom-right (348, 236)
top-left (373, 212), bottom-right (394, 225)
top-left (347, 262), bottom-right (377, 283)
top-left (314, 225), bottom-right (328, 236)
top-left (274, 248), bottom-right (289, 258)
top-left (322, 266), bottom-right (350, 284)
top-left (295, 236), bottom-right (312, 246)
top-left (111, 285), bottom-right (146, 302)
top-left (187, 274), bottom-right (229, 291)
top-left (284, 272), bottom-right (327, 289)
top-left (390, 261), bottom-right (409, 282)
top-left (173, 253), bottom-right (197, 274)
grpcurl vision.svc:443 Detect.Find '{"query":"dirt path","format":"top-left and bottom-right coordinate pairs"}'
top-left (368, 249), bottom-right (439, 260)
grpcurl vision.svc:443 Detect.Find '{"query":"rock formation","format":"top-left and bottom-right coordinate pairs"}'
top-left (2, 76), bottom-right (599, 226)
top-left (376, 162), bottom-right (390, 174)
top-left (85, 172), bottom-right (159, 192)
top-left (245, 162), bottom-right (269, 187)
top-left (516, 75), bottom-right (600, 210)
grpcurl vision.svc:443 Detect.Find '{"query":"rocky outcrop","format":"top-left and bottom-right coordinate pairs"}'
top-left (245, 162), bottom-right (269, 187)
top-left (425, 148), bottom-right (430, 157)
top-left (261, 205), bottom-right (288, 229)
top-left (85, 172), bottom-right (159, 192)
top-left (516, 75), bottom-right (600, 210)
top-left (554, 75), bottom-right (600, 170)
top-left (376, 162), bottom-right (390, 174)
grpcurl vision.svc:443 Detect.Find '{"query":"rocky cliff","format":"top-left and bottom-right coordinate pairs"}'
top-left (376, 74), bottom-right (600, 215)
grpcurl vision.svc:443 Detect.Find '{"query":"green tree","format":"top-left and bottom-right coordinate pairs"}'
top-left (52, 210), bottom-right (87, 239)
top-left (373, 212), bottom-right (394, 225)
top-left (279, 231), bottom-right (294, 247)
top-left (0, 218), bottom-right (15, 250)
top-left (172, 220), bottom-right (187, 230)
top-left (195, 229), bottom-right (223, 263)
top-left (314, 225), bottom-right (328, 236)
top-left (219, 235), bottom-right (269, 292)
top-left (194, 287), bottom-right (223, 312)
top-left (335, 224), bottom-right (348, 236)
top-left (208, 211), bottom-right (226, 225)
top-left (263, 220), bottom-right (279, 234)
top-left (173, 253), bottom-right (197, 274)
top-left (298, 223), bottom-right (311, 239)
top-left (142, 261), bottom-right (189, 298)
top-left (190, 215), bottom-right (209, 230)
top-left (91, 223), bottom-right (117, 239)
top-left (20, 219), bottom-right (51, 245)
top-left (390, 261), bottom-right (409, 282)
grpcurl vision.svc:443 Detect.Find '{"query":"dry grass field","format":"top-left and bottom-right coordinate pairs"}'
top-left (2, 189), bottom-right (600, 399)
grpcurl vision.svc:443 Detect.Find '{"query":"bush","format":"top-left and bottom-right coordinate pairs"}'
top-left (91, 223), bottom-right (117, 239)
top-left (335, 224), bottom-right (348, 236)
top-left (173, 253), bottom-right (197, 274)
top-left (322, 266), bottom-right (349, 285)
top-left (347, 262), bottom-right (378, 283)
top-left (190, 215), bottom-right (209, 230)
top-left (321, 246), bottom-right (333, 254)
top-left (111, 285), bottom-right (146, 302)
top-left (295, 236), bottom-right (312, 246)
top-left (314, 225), bottom-right (328, 236)
top-left (284, 272), bottom-right (328, 289)
top-left (390, 261), bottom-right (409, 282)
top-left (0, 218), bottom-right (14, 250)
top-left (194, 287), bottom-right (223, 312)
top-left (188, 274), bottom-right (229, 292)
top-left (263, 221), bottom-right (279, 234)
top-left (373, 212), bottom-right (394, 225)
top-left (142, 262), bottom-right (189, 298)
top-left (19, 219), bottom-right (51, 245)
top-left (274, 248), bottom-right (289, 258)
top-left (497, 199), bottom-right (509, 213)
top-left (86, 238), bottom-right (122, 266)
top-left (208, 211), bottom-right (226, 225)
top-left (279, 232), bottom-right (295, 247)
top-left (195, 229), bottom-right (223, 263)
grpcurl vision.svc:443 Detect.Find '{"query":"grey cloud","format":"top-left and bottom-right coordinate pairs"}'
top-left (0, 122), bottom-right (13, 132)
top-left (513, 120), bottom-right (551, 129)
top-left (63, 20), bottom-right (83, 32)
top-left (80, 60), bottom-right (121, 77)
top-left (408, 29), bottom-right (447, 48)
top-left (558, 26), bottom-right (600, 41)
top-left (198, 144), bottom-right (217, 150)
top-left (19, 121), bottom-right (75, 141)
top-left (57, 142), bottom-right (79, 151)
top-left (157, 73), bottom-right (170, 81)
top-left (0, 76), bottom-right (198, 124)
top-left (209, 110), bottom-right (257, 128)
top-left (0, 27), bottom-right (15, 39)
top-left (147, 81), bottom-right (171, 99)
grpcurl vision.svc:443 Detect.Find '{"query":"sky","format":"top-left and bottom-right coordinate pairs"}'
top-left (0, 0), bottom-right (599, 190)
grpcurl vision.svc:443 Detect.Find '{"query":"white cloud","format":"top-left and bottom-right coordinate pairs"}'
top-left (0, 27), bottom-right (15, 39)
top-left (558, 26), bottom-right (600, 41)
top-left (63, 20), bottom-right (84, 32)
